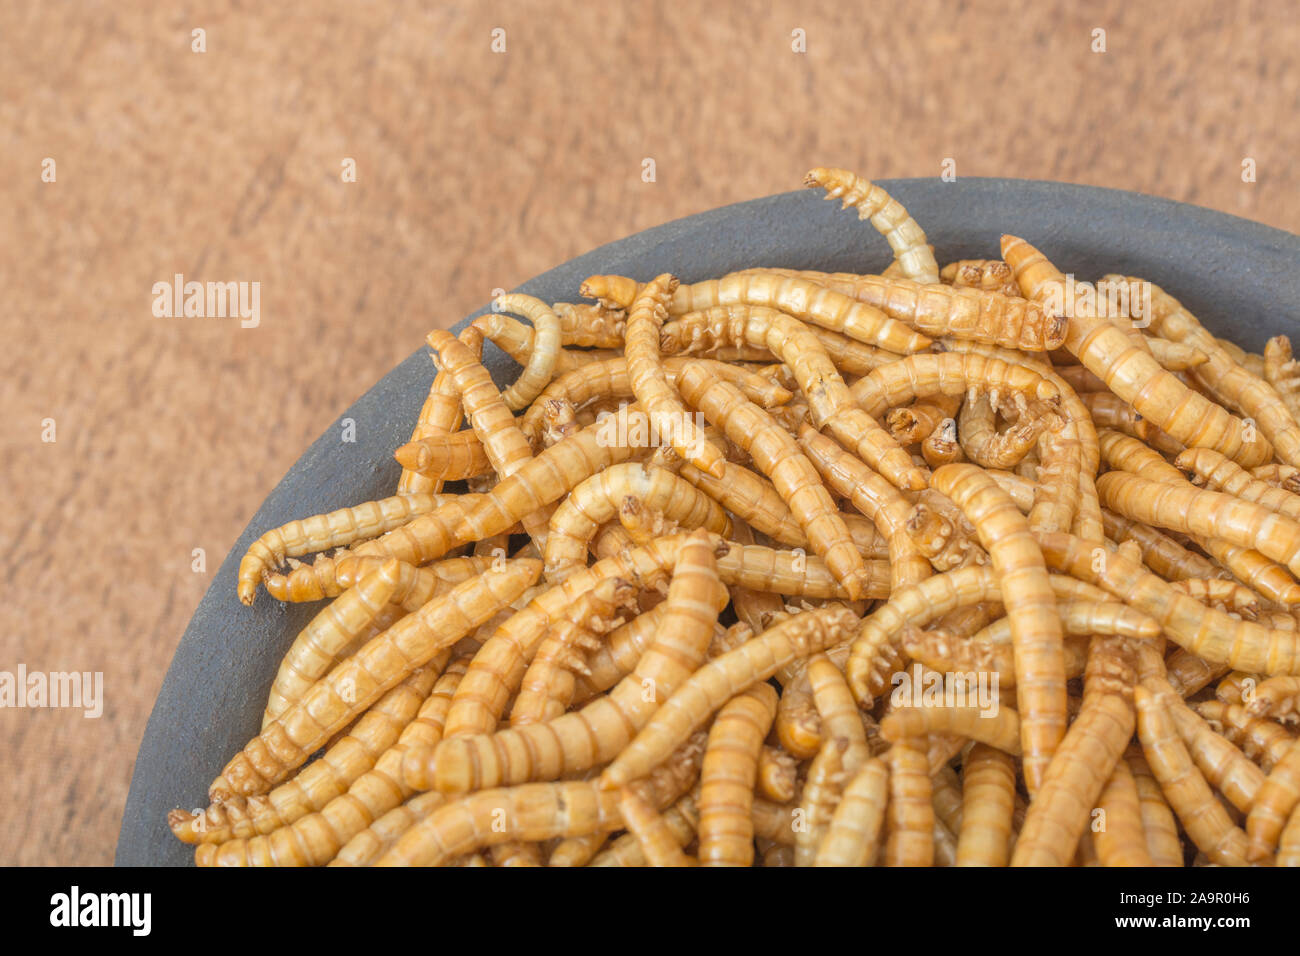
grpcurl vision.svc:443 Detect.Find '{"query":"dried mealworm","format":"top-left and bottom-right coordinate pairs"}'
top-left (262, 560), bottom-right (405, 727)
top-left (1125, 748), bottom-right (1185, 867)
top-left (236, 493), bottom-right (454, 605)
top-left (813, 757), bottom-right (889, 866)
top-left (1003, 237), bottom-right (1270, 467)
top-left (509, 577), bottom-right (638, 725)
top-left (884, 738), bottom-right (935, 866)
top-left (1165, 697), bottom-right (1266, 814)
top-left (887, 393), bottom-right (963, 444)
top-left (1134, 684), bottom-right (1249, 866)
top-left (804, 167), bottom-right (940, 283)
top-left (1093, 759), bottom-right (1153, 867)
top-left (208, 560), bottom-right (540, 801)
top-left (619, 787), bottom-right (693, 866)
top-left (543, 462), bottom-right (731, 583)
top-left (738, 268), bottom-right (1066, 352)
top-left (959, 395), bottom-right (1060, 469)
top-left (1038, 532), bottom-right (1300, 674)
top-left (623, 274), bottom-right (728, 479)
top-left (171, 667), bottom-right (437, 845)
top-left (393, 430), bottom-right (492, 481)
top-left (599, 607), bottom-right (860, 790)
top-left (921, 417), bottom-right (965, 467)
top-left (677, 365), bottom-right (872, 598)
top-left (398, 326), bottom-right (481, 496)
top-left (1195, 700), bottom-right (1296, 772)
top-left (955, 744), bottom-right (1017, 867)
top-left (416, 532), bottom-right (725, 791)
top-left (589, 792), bottom-right (700, 867)
top-left (697, 684), bottom-right (778, 866)
top-left (1247, 675), bottom-right (1300, 722)
top-left (198, 657), bottom-right (465, 866)
top-left (1245, 737), bottom-right (1300, 862)
top-left (666, 305), bottom-right (925, 490)
top-left (486, 294), bottom-right (562, 410)
top-left (930, 464), bottom-right (1066, 793)
top-left (1264, 334), bottom-right (1300, 422)
top-left (941, 259), bottom-right (1019, 297)
top-left (1096, 471), bottom-right (1300, 582)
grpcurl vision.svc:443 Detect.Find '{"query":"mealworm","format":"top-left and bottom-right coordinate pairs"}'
top-left (1039, 532), bottom-right (1300, 674)
top-left (666, 305), bottom-right (925, 490)
top-left (1101, 507), bottom-right (1223, 582)
top-left (197, 655), bottom-right (463, 866)
top-left (661, 308), bottom-right (894, 377)
top-left (1002, 236), bottom-right (1271, 467)
top-left (879, 700), bottom-right (1023, 755)
top-left (399, 326), bottom-right (481, 496)
top-left (472, 310), bottom-right (617, 376)
top-left (599, 607), bottom-right (860, 790)
top-left (589, 792), bottom-right (700, 867)
top-left (416, 532), bottom-right (725, 792)
top-left (1247, 676), bottom-right (1300, 722)
top-left (757, 744), bottom-right (799, 803)
top-left (619, 787), bottom-right (693, 867)
top-left (1165, 695), bottom-right (1266, 813)
top-left (1171, 578), bottom-right (1260, 619)
top-left (884, 738), bottom-right (935, 866)
top-left (262, 560), bottom-right (405, 727)
top-left (921, 418), bottom-right (964, 467)
top-left (623, 274), bottom-right (729, 479)
top-left (485, 294), bottom-right (562, 410)
top-left (509, 577), bottom-right (638, 725)
top-left (1097, 471), bottom-right (1300, 582)
top-left (587, 270), bottom-right (936, 355)
top-left (1083, 392), bottom-right (1185, 456)
top-left (1177, 446), bottom-right (1300, 523)
top-left (1264, 335), bottom-right (1300, 422)
top-left (960, 395), bottom-right (1060, 469)
top-left (813, 757), bottom-right (888, 867)
top-left (170, 667), bottom-right (437, 845)
top-left (1278, 805), bottom-right (1300, 867)
top-left (543, 462), bottom-right (731, 583)
top-left (677, 365), bottom-right (872, 599)
top-left (393, 430), bottom-right (492, 481)
top-left (795, 657), bottom-right (872, 865)
top-left (930, 464), bottom-right (1066, 793)
top-left (551, 300), bottom-right (627, 347)
top-left (1094, 759), bottom-right (1153, 867)
top-left (955, 744), bottom-right (1017, 867)
top-left (1134, 684), bottom-right (1249, 866)
top-left (330, 789), bottom-right (448, 868)
top-left (799, 425), bottom-right (931, 590)
top-left (520, 357), bottom-right (789, 444)
top-left (1135, 279), bottom-right (1300, 467)
top-left (940, 259), bottom-right (1019, 297)
top-left (887, 393), bottom-right (963, 445)
top-left (938, 338), bottom-right (1104, 541)
top-left (381, 733), bottom-right (704, 866)
top-left (804, 167), bottom-right (940, 283)
top-left (1245, 737), bottom-right (1300, 862)
top-left (236, 493), bottom-right (454, 605)
top-left (1195, 700), bottom-right (1296, 772)
top-left (1166, 648), bottom-right (1232, 698)
top-left (737, 268), bottom-right (1067, 352)
top-left (1125, 748), bottom-right (1185, 867)
top-left (208, 560), bottom-right (540, 801)
top-left (696, 685), bottom-right (778, 866)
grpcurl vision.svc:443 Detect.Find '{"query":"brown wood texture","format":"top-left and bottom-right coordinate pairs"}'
top-left (1, 0), bottom-right (1297, 865)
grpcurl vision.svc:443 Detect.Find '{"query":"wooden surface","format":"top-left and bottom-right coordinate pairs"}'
top-left (2, 0), bottom-right (1297, 865)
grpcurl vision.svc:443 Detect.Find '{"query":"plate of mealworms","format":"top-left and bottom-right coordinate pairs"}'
top-left (118, 171), bottom-right (1300, 866)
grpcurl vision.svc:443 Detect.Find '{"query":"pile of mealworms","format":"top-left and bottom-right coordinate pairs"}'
top-left (170, 167), bottom-right (1300, 866)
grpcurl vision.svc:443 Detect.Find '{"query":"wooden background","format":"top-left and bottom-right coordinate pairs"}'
top-left (2, 0), bottom-right (1297, 865)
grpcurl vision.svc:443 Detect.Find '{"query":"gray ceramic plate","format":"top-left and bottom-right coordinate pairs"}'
top-left (117, 178), bottom-right (1299, 865)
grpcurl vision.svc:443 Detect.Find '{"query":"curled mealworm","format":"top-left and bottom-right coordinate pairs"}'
top-left (697, 684), bottom-right (778, 866)
top-left (804, 167), bottom-right (940, 284)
